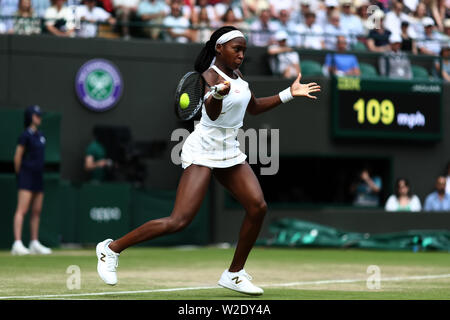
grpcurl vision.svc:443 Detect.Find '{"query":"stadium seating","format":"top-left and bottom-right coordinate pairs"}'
top-left (359, 62), bottom-right (378, 78)
top-left (300, 60), bottom-right (323, 76)
top-left (411, 65), bottom-right (430, 79)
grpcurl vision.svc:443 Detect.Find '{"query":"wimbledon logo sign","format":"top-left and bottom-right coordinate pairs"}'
top-left (75, 59), bottom-right (123, 112)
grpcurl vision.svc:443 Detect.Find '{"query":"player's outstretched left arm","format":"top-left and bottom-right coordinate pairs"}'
top-left (247, 73), bottom-right (321, 115)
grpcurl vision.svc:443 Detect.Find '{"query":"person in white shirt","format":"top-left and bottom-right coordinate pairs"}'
top-left (316, 0), bottom-right (338, 29)
top-left (113, 0), bottom-right (139, 39)
top-left (249, 8), bottom-right (277, 46)
top-left (267, 30), bottom-right (301, 78)
top-left (162, 0), bottom-right (193, 43)
top-left (272, 9), bottom-right (300, 47)
top-left (297, 11), bottom-right (324, 49)
top-left (385, 178), bottom-right (422, 212)
top-left (384, 0), bottom-right (411, 37)
top-left (76, 0), bottom-right (116, 38)
top-left (339, 0), bottom-right (364, 43)
top-left (324, 10), bottom-right (347, 50)
top-left (418, 17), bottom-right (443, 55)
top-left (44, 0), bottom-right (76, 36)
top-left (191, 0), bottom-right (218, 26)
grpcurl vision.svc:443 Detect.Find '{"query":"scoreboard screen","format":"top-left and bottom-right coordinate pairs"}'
top-left (331, 76), bottom-right (442, 141)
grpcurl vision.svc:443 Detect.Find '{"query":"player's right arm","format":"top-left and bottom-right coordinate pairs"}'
top-left (14, 145), bottom-right (25, 174)
top-left (202, 68), bottom-right (230, 121)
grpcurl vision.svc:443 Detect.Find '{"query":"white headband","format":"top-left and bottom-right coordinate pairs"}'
top-left (210, 30), bottom-right (245, 67)
top-left (215, 30), bottom-right (245, 46)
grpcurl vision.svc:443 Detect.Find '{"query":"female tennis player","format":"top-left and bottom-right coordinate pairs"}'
top-left (96, 26), bottom-right (320, 295)
top-left (11, 105), bottom-right (52, 255)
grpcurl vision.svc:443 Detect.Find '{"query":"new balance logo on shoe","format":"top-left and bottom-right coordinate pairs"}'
top-left (232, 276), bottom-right (242, 284)
top-left (100, 253), bottom-right (106, 262)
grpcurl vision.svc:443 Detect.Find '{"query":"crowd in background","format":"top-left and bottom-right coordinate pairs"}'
top-left (349, 163), bottom-right (450, 212)
top-left (0, 0), bottom-right (449, 80)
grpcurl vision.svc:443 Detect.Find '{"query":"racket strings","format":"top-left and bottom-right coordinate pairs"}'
top-left (177, 73), bottom-right (204, 120)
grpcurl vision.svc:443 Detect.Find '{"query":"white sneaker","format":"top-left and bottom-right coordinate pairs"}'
top-left (29, 240), bottom-right (52, 255)
top-left (218, 269), bottom-right (264, 296)
top-left (96, 239), bottom-right (120, 286)
top-left (11, 240), bottom-right (30, 256)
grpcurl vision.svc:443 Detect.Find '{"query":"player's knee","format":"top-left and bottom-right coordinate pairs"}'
top-left (249, 199), bottom-right (267, 219)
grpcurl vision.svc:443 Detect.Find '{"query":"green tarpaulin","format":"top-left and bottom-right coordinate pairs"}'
top-left (256, 218), bottom-right (450, 251)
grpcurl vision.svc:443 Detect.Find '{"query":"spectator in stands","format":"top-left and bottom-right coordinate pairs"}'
top-left (243, 0), bottom-right (270, 18)
top-left (293, 0), bottom-right (312, 25)
top-left (400, 20), bottom-right (418, 54)
top-left (366, 10), bottom-right (392, 52)
top-left (384, 0), bottom-right (411, 37)
top-left (379, 33), bottom-right (413, 79)
top-left (162, 0), bottom-right (193, 43)
top-left (44, 0), bottom-right (76, 37)
top-left (12, 105), bottom-right (52, 256)
top-left (272, 9), bottom-right (299, 47)
top-left (339, 0), bottom-right (364, 43)
top-left (424, 176), bottom-right (450, 211)
top-left (297, 11), bottom-right (325, 50)
top-left (137, 0), bottom-right (169, 40)
top-left (418, 17), bottom-right (443, 55)
top-left (84, 127), bottom-right (113, 182)
top-left (436, 45), bottom-right (450, 81)
top-left (1, 0), bottom-right (20, 32)
top-left (385, 178), bottom-right (422, 212)
top-left (220, 7), bottom-right (249, 30)
top-left (31, 0), bottom-right (51, 17)
top-left (112, 0), bottom-right (139, 39)
top-left (356, 0), bottom-right (371, 36)
top-left (193, 6), bottom-right (212, 43)
top-left (267, 30), bottom-right (301, 78)
top-left (410, 1), bottom-right (427, 38)
top-left (249, 8), bottom-right (277, 46)
top-left (316, 0), bottom-right (338, 29)
top-left (268, 0), bottom-right (294, 20)
top-left (323, 35), bottom-right (360, 76)
top-left (324, 10), bottom-right (347, 50)
top-left (75, 0), bottom-right (116, 38)
top-left (191, 0), bottom-right (217, 26)
top-left (350, 166), bottom-right (382, 207)
top-left (215, 0), bottom-right (246, 22)
top-left (13, 0), bottom-right (42, 35)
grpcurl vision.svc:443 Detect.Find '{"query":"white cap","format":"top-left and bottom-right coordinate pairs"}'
top-left (325, 0), bottom-right (339, 7)
top-left (275, 30), bottom-right (288, 41)
top-left (300, 0), bottom-right (311, 5)
top-left (422, 17), bottom-right (435, 27)
top-left (389, 33), bottom-right (402, 43)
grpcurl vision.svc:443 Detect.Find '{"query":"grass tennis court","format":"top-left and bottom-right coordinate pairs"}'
top-left (0, 247), bottom-right (449, 300)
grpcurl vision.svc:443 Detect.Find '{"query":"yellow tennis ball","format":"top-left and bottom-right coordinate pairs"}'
top-left (179, 93), bottom-right (190, 109)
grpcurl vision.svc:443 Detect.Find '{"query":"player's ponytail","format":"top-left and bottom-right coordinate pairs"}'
top-left (194, 26), bottom-right (238, 73)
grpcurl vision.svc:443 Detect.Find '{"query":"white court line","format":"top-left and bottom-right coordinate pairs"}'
top-left (0, 273), bottom-right (449, 300)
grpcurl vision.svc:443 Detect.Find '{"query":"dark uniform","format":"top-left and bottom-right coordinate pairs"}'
top-left (17, 106), bottom-right (46, 192)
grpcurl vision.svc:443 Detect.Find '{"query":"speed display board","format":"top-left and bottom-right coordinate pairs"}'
top-left (331, 76), bottom-right (442, 141)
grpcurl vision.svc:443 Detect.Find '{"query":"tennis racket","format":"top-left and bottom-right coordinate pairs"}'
top-left (174, 71), bottom-right (228, 121)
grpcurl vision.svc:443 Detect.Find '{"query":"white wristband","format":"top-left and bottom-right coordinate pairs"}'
top-left (279, 87), bottom-right (294, 104)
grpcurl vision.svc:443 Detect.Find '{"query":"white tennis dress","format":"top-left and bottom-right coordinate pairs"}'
top-left (181, 65), bottom-right (252, 169)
